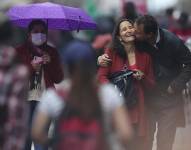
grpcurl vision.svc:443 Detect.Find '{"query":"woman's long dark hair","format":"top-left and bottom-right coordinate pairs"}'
top-left (64, 42), bottom-right (102, 121)
top-left (109, 18), bottom-right (134, 60)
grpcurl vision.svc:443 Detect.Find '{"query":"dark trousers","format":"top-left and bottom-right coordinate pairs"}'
top-left (126, 125), bottom-right (148, 150)
top-left (24, 101), bottom-right (46, 150)
top-left (147, 106), bottom-right (181, 150)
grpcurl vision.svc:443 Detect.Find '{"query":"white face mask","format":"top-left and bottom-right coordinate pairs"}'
top-left (31, 33), bottom-right (47, 46)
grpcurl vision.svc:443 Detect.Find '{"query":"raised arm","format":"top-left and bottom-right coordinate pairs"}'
top-left (97, 48), bottom-right (114, 83)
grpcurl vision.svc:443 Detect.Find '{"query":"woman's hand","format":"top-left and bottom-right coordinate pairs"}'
top-left (132, 69), bottom-right (144, 80)
top-left (31, 60), bottom-right (41, 72)
top-left (42, 53), bottom-right (51, 64)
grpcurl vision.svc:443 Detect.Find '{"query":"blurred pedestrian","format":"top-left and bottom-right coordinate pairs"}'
top-left (92, 16), bottom-right (115, 57)
top-left (32, 41), bottom-right (132, 150)
top-left (15, 19), bottom-right (64, 150)
top-left (0, 14), bottom-right (29, 150)
top-left (171, 12), bottom-right (191, 42)
top-left (123, 2), bottom-right (139, 22)
top-left (159, 7), bottom-right (177, 29)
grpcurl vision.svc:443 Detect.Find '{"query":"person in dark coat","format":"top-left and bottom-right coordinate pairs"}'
top-left (134, 15), bottom-right (191, 150)
top-left (98, 15), bottom-right (191, 150)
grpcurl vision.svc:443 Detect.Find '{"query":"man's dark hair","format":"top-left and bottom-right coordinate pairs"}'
top-left (28, 19), bottom-right (48, 33)
top-left (136, 15), bottom-right (158, 35)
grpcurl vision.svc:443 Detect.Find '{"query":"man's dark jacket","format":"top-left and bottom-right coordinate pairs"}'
top-left (136, 28), bottom-right (191, 110)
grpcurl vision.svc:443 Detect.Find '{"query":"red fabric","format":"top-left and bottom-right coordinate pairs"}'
top-left (92, 34), bottom-right (112, 50)
top-left (57, 117), bottom-right (103, 150)
top-left (97, 48), bottom-right (155, 136)
top-left (15, 42), bottom-right (64, 88)
top-left (170, 28), bottom-right (191, 42)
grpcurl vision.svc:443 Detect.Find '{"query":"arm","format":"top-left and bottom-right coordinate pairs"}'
top-left (31, 89), bottom-right (64, 145)
top-left (113, 105), bottom-right (133, 147)
top-left (32, 111), bottom-right (50, 145)
top-left (15, 45), bottom-right (37, 76)
top-left (142, 54), bottom-right (155, 89)
top-left (103, 84), bottom-right (133, 147)
top-left (170, 41), bottom-right (191, 92)
top-left (45, 48), bottom-right (64, 84)
top-left (97, 48), bottom-right (112, 83)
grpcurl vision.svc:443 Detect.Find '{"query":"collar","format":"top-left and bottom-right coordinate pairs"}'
top-left (156, 28), bottom-right (160, 44)
top-left (153, 28), bottom-right (160, 48)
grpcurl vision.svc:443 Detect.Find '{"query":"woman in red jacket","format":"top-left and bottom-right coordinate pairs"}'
top-left (15, 20), bottom-right (64, 150)
top-left (97, 18), bottom-right (155, 150)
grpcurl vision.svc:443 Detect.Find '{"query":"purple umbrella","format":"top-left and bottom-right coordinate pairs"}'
top-left (7, 2), bottom-right (96, 31)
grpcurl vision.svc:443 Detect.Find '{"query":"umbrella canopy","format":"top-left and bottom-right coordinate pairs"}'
top-left (7, 2), bottom-right (96, 31)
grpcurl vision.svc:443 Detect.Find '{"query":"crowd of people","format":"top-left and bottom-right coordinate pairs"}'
top-left (0, 1), bottom-right (191, 150)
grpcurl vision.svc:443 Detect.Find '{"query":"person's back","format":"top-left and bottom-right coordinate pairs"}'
top-left (32, 41), bottom-right (132, 150)
top-left (52, 83), bottom-right (126, 150)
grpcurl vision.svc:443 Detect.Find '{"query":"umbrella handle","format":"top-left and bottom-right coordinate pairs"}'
top-left (46, 19), bottom-right (48, 27)
top-left (46, 19), bottom-right (48, 41)
top-left (77, 16), bottom-right (81, 32)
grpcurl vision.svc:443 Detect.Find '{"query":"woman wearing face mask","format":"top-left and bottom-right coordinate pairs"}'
top-left (15, 20), bottom-right (64, 150)
top-left (97, 18), bottom-right (155, 150)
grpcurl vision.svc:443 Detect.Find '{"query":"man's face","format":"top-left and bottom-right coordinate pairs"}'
top-left (134, 22), bottom-right (148, 41)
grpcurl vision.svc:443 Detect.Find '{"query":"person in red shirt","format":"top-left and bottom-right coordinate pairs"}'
top-left (97, 18), bottom-right (155, 150)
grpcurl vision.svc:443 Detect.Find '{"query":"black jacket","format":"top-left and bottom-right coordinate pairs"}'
top-left (136, 28), bottom-right (191, 94)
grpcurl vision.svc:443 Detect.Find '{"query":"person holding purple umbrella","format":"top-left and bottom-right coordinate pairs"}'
top-left (15, 19), bottom-right (64, 150)
top-left (7, 2), bottom-right (97, 31)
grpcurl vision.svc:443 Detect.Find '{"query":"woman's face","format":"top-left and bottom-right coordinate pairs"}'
top-left (118, 20), bottom-right (135, 43)
top-left (28, 24), bottom-right (47, 46)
